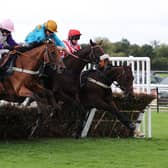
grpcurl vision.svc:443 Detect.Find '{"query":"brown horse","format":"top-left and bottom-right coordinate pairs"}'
top-left (0, 42), bottom-right (60, 136)
top-left (78, 64), bottom-right (138, 137)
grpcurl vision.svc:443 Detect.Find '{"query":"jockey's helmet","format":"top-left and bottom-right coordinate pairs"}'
top-left (99, 54), bottom-right (110, 68)
top-left (68, 29), bottom-right (81, 40)
top-left (100, 54), bottom-right (110, 61)
top-left (0, 19), bottom-right (14, 32)
top-left (45, 20), bottom-right (57, 32)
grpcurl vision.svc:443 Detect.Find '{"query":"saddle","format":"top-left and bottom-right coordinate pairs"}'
top-left (0, 52), bottom-right (17, 80)
top-left (0, 53), bottom-right (10, 68)
top-left (80, 70), bottom-right (94, 88)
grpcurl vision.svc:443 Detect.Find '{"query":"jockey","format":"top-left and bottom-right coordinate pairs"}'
top-left (25, 20), bottom-right (70, 71)
top-left (62, 29), bottom-right (81, 57)
top-left (98, 54), bottom-right (111, 70)
top-left (25, 20), bottom-right (68, 52)
top-left (0, 19), bottom-right (18, 59)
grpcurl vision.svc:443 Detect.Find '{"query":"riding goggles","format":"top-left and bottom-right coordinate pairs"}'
top-left (1, 29), bottom-right (10, 34)
top-left (72, 35), bottom-right (80, 40)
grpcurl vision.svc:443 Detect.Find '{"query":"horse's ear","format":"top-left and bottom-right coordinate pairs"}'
top-left (99, 40), bottom-right (103, 46)
top-left (90, 39), bottom-right (94, 46)
top-left (123, 63), bottom-right (132, 72)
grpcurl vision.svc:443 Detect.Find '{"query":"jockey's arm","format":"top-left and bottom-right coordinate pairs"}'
top-left (56, 46), bottom-right (72, 55)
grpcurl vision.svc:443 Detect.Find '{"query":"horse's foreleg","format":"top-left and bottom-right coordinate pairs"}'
top-left (133, 111), bottom-right (145, 138)
top-left (43, 88), bottom-right (62, 117)
top-left (109, 101), bottom-right (136, 132)
top-left (92, 99), bottom-right (136, 132)
top-left (29, 95), bottom-right (44, 137)
top-left (56, 91), bottom-right (87, 138)
top-left (58, 91), bottom-right (80, 109)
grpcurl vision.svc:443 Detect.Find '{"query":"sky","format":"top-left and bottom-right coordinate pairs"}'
top-left (1, 0), bottom-right (168, 45)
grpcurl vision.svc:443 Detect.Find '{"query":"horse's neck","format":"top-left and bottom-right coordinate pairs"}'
top-left (106, 67), bottom-right (123, 82)
top-left (64, 55), bottom-right (86, 74)
top-left (16, 45), bottom-right (45, 69)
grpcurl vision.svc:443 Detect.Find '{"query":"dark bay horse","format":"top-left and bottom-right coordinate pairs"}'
top-left (42, 40), bottom-right (105, 136)
top-left (43, 40), bottom-right (105, 109)
top-left (78, 64), bottom-right (140, 137)
top-left (0, 42), bottom-right (60, 136)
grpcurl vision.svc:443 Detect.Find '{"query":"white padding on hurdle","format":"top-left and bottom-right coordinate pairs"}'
top-left (81, 108), bottom-right (97, 138)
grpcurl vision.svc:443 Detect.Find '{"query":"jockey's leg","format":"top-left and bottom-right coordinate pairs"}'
top-left (0, 49), bottom-right (9, 59)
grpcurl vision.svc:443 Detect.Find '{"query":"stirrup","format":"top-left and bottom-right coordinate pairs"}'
top-left (133, 130), bottom-right (145, 138)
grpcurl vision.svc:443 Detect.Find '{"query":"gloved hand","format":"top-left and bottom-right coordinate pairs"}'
top-left (4, 45), bottom-right (13, 50)
top-left (46, 38), bottom-right (54, 44)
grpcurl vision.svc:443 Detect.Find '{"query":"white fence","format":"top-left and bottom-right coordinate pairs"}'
top-left (82, 56), bottom-right (152, 138)
top-left (151, 84), bottom-right (168, 111)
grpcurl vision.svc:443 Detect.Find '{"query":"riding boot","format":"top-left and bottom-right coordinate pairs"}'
top-left (57, 66), bottom-right (62, 74)
top-left (129, 122), bottom-right (136, 131)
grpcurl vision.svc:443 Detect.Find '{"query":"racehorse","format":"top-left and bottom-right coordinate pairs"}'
top-left (44, 40), bottom-right (105, 109)
top-left (43, 40), bottom-right (105, 136)
top-left (78, 64), bottom-right (142, 137)
top-left (0, 42), bottom-right (60, 136)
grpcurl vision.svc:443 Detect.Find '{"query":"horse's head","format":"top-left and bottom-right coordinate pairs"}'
top-left (43, 42), bottom-right (60, 69)
top-left (121, 64), bottom-right (134, 96)
top-left (106, 63), bottom-right (134, 96)
top-left (74, 39), bottom-right (105, 65)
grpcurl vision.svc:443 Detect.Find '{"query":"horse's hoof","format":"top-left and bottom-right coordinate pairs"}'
top-left (133, 130), bottom-right (145, 138)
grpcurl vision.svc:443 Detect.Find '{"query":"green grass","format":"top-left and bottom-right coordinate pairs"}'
top-left (0, 112), bottom-right (168, 168)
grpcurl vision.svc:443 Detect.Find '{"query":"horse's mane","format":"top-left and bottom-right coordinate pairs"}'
top-left (14, 42), bottom-right (45, 53)
top-left (75, 44), bottom-right (90, 55)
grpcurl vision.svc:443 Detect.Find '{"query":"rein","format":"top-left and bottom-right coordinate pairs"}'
top-left (11, 49), bottom-right (29, 57)
top-left (86, 66), bottom-right (126, 90)
top-left (68, 52), bottom-right (80, 59)
top-left (87, 77), bottom-right (111, 89)
top-left (68, 52), bottom-right (90, 63)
